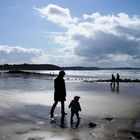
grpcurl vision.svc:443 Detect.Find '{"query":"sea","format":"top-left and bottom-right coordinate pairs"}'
top-left (0, 69), bottom-right (140, 91)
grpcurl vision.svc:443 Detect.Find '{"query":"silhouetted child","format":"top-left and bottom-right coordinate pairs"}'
top-left (68, 96), bottom-right (81, 127)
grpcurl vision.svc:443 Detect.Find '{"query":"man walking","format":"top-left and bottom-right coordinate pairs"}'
top-left (50, 70), bottom-right (66, 127)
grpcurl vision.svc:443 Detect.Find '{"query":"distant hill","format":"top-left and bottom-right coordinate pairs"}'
top-left (0, 64), bottom-right (140, 70)
top-left (0, 64), bottom-right (61, 70)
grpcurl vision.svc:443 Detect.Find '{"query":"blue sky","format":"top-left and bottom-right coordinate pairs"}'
top-left (0, 0), bottom-right (140, 67)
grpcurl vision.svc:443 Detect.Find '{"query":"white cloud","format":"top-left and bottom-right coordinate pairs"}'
top-left (2, 5), bottom-right (140, 67)
top-left (72, 13), bottom-right (140, 67)
top-left (0, 45), bottom-right (43, 64)
top-left (0, 45), bottom-right (71, 66)
top-left (35, 5), bottom-right (140, 67)
top-left (83, 12), bottom-right (101, 20)
top-left (34, 4), bottom-right (78, 27)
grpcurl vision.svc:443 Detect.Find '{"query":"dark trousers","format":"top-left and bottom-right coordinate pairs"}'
top-left (50, 101), bottom-right (65, 127)
top-left (70, 111), bottom-right (80, 124)
top-left (50, 101), bottom-right (65, 117)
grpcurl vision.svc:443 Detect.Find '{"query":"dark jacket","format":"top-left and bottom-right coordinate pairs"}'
top-left (111, 74), bottom-right (115, 82)
top-left (54, 76), bottom-right (66, 101)
top-left (69, 100), bottom-right (81, 113)
top-left (116, 74), bottom-right (120, 82)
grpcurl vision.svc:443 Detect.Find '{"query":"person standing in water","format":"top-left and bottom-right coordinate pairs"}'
top-left (116, 73), bottom-right (120, 85)
top-left (110, 74), bottom-right (115, 86)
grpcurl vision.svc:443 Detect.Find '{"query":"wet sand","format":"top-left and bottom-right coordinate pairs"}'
top-left (0, 81), bottom-right (140, 140)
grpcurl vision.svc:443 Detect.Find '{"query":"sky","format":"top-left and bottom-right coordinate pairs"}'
top-left (0, 0), bottom-right (140, 67)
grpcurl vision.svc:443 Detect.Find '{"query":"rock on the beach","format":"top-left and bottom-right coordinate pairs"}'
top-left (131, 131), bottom-right (140, 139)
top-left (27, 137), bottom-right (44, 140)
top-left (104, 117), bottom-right (114, 121)
top-left (88, 122), bottom-right (97, 128)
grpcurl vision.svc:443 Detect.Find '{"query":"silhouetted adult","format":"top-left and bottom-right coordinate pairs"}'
top-left (116, 73), bottom-right (120, 85)
top-left (110, 74), bottom-right (115, 86)
top-left (50, 70), bottom-right (66, 127)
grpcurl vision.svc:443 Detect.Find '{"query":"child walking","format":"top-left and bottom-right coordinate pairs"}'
top-left (68, 96), bottom-right (81, 127)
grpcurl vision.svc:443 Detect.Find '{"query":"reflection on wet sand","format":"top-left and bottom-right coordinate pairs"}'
top-left (110, 83), bottom-right (119, 93)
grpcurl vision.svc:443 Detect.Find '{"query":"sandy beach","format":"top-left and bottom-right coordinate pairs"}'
top-left (0, 76), bottom-right (140, 140)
